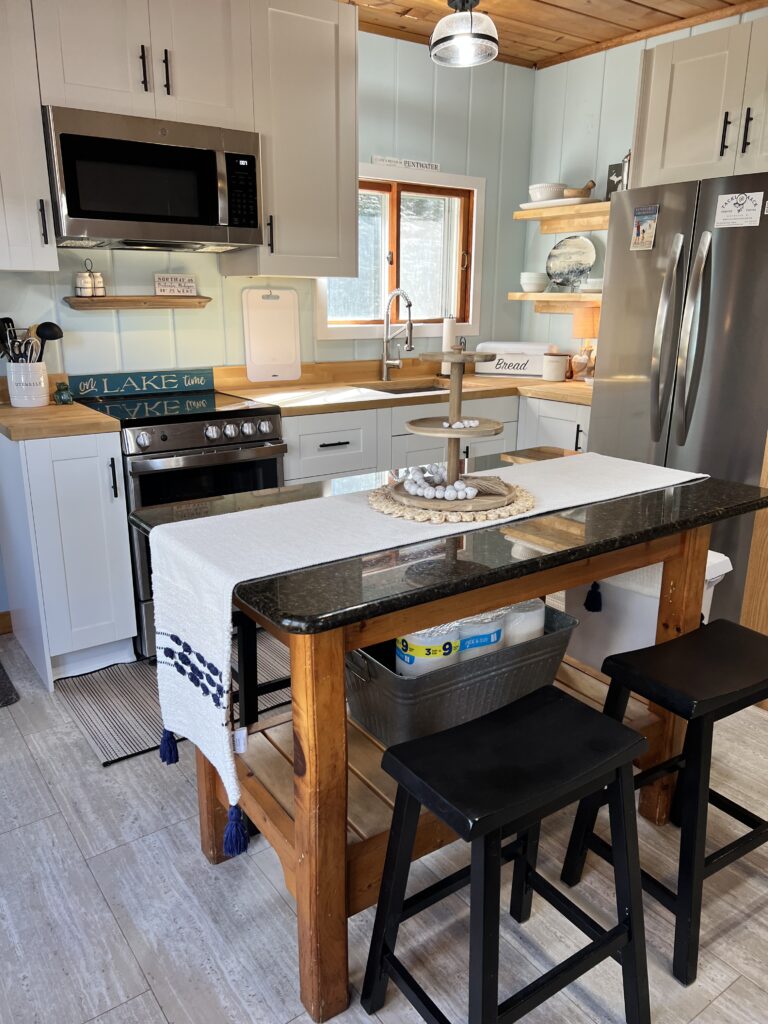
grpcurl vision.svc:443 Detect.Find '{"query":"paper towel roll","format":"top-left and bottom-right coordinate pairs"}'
top-left (441, 316), bottom-right (456, 375)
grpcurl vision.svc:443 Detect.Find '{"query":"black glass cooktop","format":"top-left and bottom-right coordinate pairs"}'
top-left (78, 390), bottom-right (278, 426)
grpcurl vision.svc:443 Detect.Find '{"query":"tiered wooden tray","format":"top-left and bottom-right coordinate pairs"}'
top-left (370, 350), bottom-right (534, 522)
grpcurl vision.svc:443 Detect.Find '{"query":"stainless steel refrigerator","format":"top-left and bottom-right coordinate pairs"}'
top-left (590, 173), bottom-right (768, 621)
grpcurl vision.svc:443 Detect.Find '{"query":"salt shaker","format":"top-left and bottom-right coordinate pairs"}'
top-left (91, 272), bottom-right (106, 296)
top-left (75, 272), bottom-right (94, 297)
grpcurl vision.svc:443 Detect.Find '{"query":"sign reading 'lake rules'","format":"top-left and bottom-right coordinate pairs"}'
top-left (69, 367), bottom-right (215, 398)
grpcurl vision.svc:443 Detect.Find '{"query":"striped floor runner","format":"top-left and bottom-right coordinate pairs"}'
top-left (57, 631), bottom-right (291, 766)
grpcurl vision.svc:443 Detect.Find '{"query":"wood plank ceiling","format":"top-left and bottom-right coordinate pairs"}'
top-left (340, 0), bottom-right (768, 67)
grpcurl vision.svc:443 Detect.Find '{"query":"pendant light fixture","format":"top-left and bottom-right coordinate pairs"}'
top-left (429, 0), bottom-right (499, 69)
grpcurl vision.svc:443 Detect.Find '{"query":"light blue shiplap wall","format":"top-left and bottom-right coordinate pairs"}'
top-left (0, 35), bottom-right (535, 381)
top-left (523, 7), bottom-right (768, 355)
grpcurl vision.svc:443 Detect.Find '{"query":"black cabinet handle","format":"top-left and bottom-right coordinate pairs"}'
top-left (719, 110), bottom-right (732, 157)
top-left (37, 200), bottom-right (49, 245)
top-left (139, 44), bottom-right (149, 91)
top-left (267, 214), bottom-right (275, 254)
top-left (742, 106), bottom-right (754, 154)
top-left (109, 457), bottom-right (119, 498)
top-left (318, 441), bottom-right (351, 449)
top-left (162, 48), bottom-right (171, 94)
top-left (574, 424), bottom-right (584, 452)
top-left (463, 445), bottom-right (470, 459)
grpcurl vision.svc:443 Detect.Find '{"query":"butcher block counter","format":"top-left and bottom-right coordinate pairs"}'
top-left (0, 401), bottom-right (120, 441)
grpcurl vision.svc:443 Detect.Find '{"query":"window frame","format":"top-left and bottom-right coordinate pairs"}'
top-left (316, 163), bottom-right (485, 342)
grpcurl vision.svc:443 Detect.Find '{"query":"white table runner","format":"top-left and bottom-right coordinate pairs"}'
top-left (150, 454), bottom-right (704, 850)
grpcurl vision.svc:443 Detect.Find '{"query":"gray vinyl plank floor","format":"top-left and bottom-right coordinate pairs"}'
top-left (0, 634), bottom-right (767, 1024)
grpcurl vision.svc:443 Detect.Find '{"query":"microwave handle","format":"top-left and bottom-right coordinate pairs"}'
top-left (216, 152), bottom-right (229, 228)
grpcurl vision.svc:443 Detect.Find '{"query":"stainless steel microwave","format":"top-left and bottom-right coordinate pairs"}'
top-left (43, 106), bottom-right (263, 252)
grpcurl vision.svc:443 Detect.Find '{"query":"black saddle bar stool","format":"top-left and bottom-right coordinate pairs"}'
top-left (561, 619), bottom-right (768, 986)
top-left (362, 686), bottom-right (652, 1024)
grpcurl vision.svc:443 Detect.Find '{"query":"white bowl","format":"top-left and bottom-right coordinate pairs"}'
top-left (520, 272), bottom-right (549, 292)
top-left (528, 182), bottom-right (565, 202)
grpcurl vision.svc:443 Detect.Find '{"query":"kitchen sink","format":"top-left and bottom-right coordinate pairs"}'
top-left (365, 382), bottom-right (448, 395)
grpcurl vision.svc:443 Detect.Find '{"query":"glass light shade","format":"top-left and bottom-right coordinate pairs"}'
top-left (429, 10), bottom-right (499, 68)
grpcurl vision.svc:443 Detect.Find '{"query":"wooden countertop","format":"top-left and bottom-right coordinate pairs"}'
top-left (0, 376), bottom-right (591, 441)
top-left (0, 402), bottom-right (119, 441)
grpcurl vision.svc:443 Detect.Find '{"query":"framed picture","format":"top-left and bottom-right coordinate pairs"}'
top-left (606, 162), bottom-right (624, 200)
top-left (154, 273), bottom-right (197, 296)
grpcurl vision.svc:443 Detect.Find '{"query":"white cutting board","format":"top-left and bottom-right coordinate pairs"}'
top-left (242, 287), bottom-right (302, 382)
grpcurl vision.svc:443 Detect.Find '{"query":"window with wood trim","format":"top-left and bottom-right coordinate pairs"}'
top-left (326, 179), bottom-right (475, 325)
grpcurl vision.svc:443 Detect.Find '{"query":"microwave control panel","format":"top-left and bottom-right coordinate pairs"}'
top-left (226, 152), bottom-right (259, 229)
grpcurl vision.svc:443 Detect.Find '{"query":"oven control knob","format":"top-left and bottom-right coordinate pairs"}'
top-left (258, 419), bottom-right (273, 435)
top-left (240, 421), bottom-right (256, 436)
top-left (204, 424), bottom-right (221, 441)
top-left (223, 423), bottom-right (239, 439)
top-left (136, 430), bottom-right (152, 449)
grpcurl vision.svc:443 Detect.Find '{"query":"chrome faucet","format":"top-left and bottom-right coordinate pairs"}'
top-left (382, 288), bottom-right (414, 381)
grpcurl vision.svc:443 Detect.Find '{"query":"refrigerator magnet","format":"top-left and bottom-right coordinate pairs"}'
top-left (714, 192), bottom-right (763, 229)
top-left (630, 205), bottom-right (659, 251)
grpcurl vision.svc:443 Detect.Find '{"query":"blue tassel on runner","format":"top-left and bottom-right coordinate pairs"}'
top-left (584, 581), bottom-right (602, 612)
top-left (159, 728), bottom-right (179, 764)
top-left (224, 806), bottom-right (249, 857)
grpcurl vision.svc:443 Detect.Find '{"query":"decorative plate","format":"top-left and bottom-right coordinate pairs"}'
top-left (546, 235), bottom-right (597, 288)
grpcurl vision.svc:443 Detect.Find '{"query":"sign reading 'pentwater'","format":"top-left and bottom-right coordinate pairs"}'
top-left (68, 368), bottom-right (214, 398)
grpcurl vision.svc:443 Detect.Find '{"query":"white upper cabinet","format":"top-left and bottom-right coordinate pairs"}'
top-left (0, 0), bottom-right (58, 271)
top-left (148, 0), bottom-right (254, 130)
top-left (224, 0), bottom-right (358, 277)
top-left (736, 16), bottom-right (768, 173)
top-left (634, 24), bottom-right (752, 185)
top-left (33, 0), bottom-right (254, 128)
top-left (33, 0), bottom-right (156, 115)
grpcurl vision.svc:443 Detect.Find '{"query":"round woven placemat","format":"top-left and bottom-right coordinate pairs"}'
top-left (368, 484), bottom-right (535, 525)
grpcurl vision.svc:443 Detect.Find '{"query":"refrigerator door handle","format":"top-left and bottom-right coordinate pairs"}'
top-left (674, 230), bottom-right (712, 446)
top-left (650, 232), bottom-right (684, 442)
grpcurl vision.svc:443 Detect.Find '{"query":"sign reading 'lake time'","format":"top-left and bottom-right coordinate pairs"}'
top-left (68, 368), bottom-right (214, 398)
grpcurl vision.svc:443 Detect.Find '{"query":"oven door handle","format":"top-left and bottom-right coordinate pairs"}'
top-left (128, 442), bottom-right (287, 475)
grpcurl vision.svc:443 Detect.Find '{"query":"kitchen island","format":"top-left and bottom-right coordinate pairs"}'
top-left (131, 461), bottom-right (768, 1022)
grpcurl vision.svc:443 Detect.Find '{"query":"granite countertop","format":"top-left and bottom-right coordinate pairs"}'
top-left (129, 463), bottom-right (768, 636)
top-left (232, 476), bottom-right (768, 634)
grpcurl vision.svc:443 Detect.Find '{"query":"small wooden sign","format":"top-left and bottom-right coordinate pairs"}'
top-left (154, 273), bottom-right (197, 296)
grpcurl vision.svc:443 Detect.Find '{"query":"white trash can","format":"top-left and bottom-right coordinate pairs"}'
top-left (564, 551), bottom-right (733, 673)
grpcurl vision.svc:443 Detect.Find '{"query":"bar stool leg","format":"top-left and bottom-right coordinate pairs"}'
top-left (469, 829), bottom-right (502, 1024)
top-left (510, 822), bottom-right (541, 924)
top-left (673, 717), bottom-right (713, 986)
top-left (609, 764), bottom-right (651, 1024)
top-left (561, 680), bottom-right (632, 886)
top-left (361, 786), bottom-right (422, 1013)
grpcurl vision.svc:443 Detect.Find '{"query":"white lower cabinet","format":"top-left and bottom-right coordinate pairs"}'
top-left (0, 432), bottom-right (136, 689)
top-left (517, 398), bottom-right (591, 453)
top-left (282, 410), bottom-right (379, 482)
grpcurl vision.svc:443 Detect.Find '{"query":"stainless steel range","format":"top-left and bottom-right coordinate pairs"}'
top-left (80, 390), bottom-right (284, 656)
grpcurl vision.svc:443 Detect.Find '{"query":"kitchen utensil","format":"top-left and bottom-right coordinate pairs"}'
top-left (563, 179), bottom-right (596, 198)
top-left (546, 235), bottom-right (596, 288)
top-left (34, 321), bottom-right (63, 361)
top-left (22, 337), bottom-right (41, 363)
top-left (242, 287), bottom-right (301, 382)
top-left (0, 317), bottom-right (14, 360)
top-left (528, 182), bottom-right (566, 202)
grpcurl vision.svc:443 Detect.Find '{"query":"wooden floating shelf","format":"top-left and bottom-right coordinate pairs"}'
top-left (63, 295), bottom-right (212, 311)
top-left (513, 201), bottom-right (611, 235)
top-left (507, 292), bottom-right (602, 315)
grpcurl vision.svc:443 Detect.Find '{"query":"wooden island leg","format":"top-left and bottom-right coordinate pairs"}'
top-left (639, 525), bottom-right (711, 825)
top-left (196, 747), bottom-right (230, 864)
top-left (290, 628), bottom-right (350, 1022)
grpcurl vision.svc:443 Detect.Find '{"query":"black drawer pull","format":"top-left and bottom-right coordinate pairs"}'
top-left (719, 110), bottom-right (731, 157)
top-left (318, 441), bottom-right (351, 449)
top-left (742, 106), bottom-right (754, 154)
top-left (139, 44), bottom-right (149, 91)
top-left (109, 457), bottom-right (119, 498)
top-left (267, 214), bottom-right (275, 254)
top-left (574, 424), bottom-right (584, 452)
top-left (162, 48), bottom-right (171, 94)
